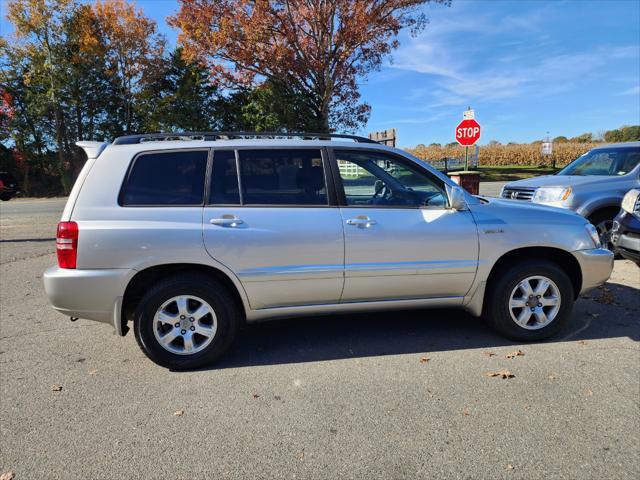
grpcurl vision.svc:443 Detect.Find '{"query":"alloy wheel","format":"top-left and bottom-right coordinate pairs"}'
top-left (596, 219), bottom-right (615, 251)
top-left (153, 295), bottom-right (218, 355)
top-left (508, 276), bottom-right (561, 330)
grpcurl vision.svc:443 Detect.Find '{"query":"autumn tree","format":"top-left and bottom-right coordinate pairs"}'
top-left (170, 0), bottom-right (448, 132)
top-left (1, 0), bottom-right (167, 194)
top-left (7, 0), bottom-right (78, 192)
top-left (138, 47), bottom-right (222, 132)
top-left (92, 0), bottom-right (165, 134)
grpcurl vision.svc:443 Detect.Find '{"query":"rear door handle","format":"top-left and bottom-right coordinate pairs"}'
top-left (346, 216), bottom-right (377, 228)
top-left (210, 216), bottom-right (244, 227)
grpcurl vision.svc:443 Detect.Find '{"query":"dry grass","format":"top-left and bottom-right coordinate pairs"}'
top-left (406, 142), bottom-right (599, 167)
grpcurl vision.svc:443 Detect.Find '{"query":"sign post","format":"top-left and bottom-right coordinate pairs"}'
top-left (451, 108), bottom-right (482, 194)
top-left (541, 141), bottom-right (554, 168)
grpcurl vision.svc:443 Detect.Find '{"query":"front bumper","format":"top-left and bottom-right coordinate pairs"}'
top-left (43, 266), bottom-right (135, 333)
top-left (572, 248), bottom-right (614, 294)
top-left (612, 211), bottom-right (640, 263)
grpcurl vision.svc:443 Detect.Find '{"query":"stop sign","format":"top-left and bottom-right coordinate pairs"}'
top-left (455, 119), bottom-right (481, 146)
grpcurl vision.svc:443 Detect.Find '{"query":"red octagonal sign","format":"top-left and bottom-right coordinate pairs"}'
top-left (455, 119), bottom-right (481, 146)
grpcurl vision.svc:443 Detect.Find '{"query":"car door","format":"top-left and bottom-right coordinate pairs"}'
top-left (331, 148), bottom-right (479, 303)
top-left (202, 147), bottom-right (344, 310)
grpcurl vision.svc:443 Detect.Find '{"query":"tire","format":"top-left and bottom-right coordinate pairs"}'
top-left (134, 273), bottom-right (240, 369)
top-left (0, 193), bottom-right (13, 201)
top-left (589, 210), bottom-right (617, 254)
top-left (484, 259), bottom-right (575, 341)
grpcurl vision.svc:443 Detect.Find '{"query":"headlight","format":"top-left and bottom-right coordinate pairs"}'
top-left (585, 223), bottom-right (601, 249)
top-left (621, 189), bottom-right (640, 216)
top-left (532, 186), bottom-right (572, 205)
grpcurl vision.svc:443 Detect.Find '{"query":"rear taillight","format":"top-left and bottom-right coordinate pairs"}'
top-left (56, 221), bottom-right (78, 269)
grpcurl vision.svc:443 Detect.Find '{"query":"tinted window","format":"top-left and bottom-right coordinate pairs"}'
top-left (335, 150), bottom-right (447, 207)
top-left (239, 149), bottom-right (327, 205)
top-left (559, 148), bottom-right (640, 176)
top-left (121, 150), bottom-right (207, 206)
top-left (209, 150), bottom-right (240, 204)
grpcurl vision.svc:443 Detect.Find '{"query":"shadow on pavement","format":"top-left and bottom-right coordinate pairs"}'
top-left (212, 283), bottom-right (639, 370)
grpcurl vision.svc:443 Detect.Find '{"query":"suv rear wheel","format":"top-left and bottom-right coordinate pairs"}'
top-left (484, 259), bottom-right (575, 341)
top-left (134, 274), bottom-right (239, 369)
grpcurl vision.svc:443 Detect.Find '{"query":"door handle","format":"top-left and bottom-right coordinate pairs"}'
top-left (346, 216), bottom-right (377, 228)
top-left (210, 216), bottom-right (244, 227)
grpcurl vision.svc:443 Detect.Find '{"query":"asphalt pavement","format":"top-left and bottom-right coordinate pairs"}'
top-left (1, 192), bottom-right (639, 479)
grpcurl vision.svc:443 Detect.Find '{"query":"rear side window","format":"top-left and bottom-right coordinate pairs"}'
top-left (238, 149), bottom-right (327, 205)
top-left (209, 150), bottom-right (240, 205)
top-left (121, 150), bottom-right (208, 206)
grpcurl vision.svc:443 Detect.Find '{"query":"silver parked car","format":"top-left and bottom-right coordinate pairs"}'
top-left (44, 132), bottom-right (613, 369)
top-left (501, 142), bottom-right (640, 250)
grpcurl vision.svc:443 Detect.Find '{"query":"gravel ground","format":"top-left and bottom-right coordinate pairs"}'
top-left (1, 196), bottom-right (639, 480)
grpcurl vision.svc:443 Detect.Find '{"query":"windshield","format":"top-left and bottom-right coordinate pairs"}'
top-left (558, 147), bottom-right (640, 176)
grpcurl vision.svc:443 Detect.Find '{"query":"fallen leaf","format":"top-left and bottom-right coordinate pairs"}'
top-left (88, 369), bottom-right (98, 375)
top-left (462, 410), bottom-right (470, 416)
top-left (593, 286), bottom-right (614, 305)
top-left (173, 410), bottom-right (184, 416)
top-left (578, 340), bottom-right (588, 346)
top-left (548, 373), bottom-right (558, 380)
top-left (505, 350), bottom-right (524, 359)
top-left (505, 464), bottom-right (514, 470)
top-left (1, 471), bottom-right (15, 480)
top-left (419, 356), bottom-right (430, 363)
top-left (298, 450), bottom-right (305, 460)
top-left (483, 351), bottom-right (496, 358)
top-left (252, 393), bottom-right (260, 399)
top-left (484, 369), bottom-right (514, 379)
top-left (51, 384), bottom-right (62, 392)
top-left (523, 404), bottom-right (530, 411)
top-left (585, 389), bottom-right (593, 397)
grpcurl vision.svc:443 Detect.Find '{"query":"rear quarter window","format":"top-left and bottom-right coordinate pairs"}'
top-left (120, 150), bottom-right (208, 206)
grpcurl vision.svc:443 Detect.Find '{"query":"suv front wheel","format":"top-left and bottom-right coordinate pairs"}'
top-left (484, 259), bottom-right (575, 341)
top-left (134, 274), bottom-right (240, 369)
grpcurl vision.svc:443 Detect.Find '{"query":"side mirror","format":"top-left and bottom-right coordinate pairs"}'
top-left (446, 184), bottom-right (468, 211)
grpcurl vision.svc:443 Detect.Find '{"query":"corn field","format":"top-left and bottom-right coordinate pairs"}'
top-left (406, 143), bottom-right (601, 167)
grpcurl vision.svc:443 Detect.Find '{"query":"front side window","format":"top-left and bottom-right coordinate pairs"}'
top-left (335, 150), bottom-right (447, 207)
top-left (238, 149), bottom-right (327, 205)
top-left (121, 150), bottom-right (208, 206)
top-left (559, 148), bottom-right (640, 176)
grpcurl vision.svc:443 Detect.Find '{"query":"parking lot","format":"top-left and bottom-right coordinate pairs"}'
top-left (1, 193), bottom-right (639, 479)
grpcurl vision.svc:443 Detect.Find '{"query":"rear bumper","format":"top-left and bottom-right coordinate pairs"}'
top-left (43, 266), bottom-right (135, 333)
top-left (573, 248), bottom-right (614, 294)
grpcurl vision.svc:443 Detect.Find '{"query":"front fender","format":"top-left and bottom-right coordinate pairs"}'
top-left (576, 197), bottom-right (622, 218)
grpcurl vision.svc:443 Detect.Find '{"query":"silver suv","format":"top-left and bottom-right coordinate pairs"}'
top-left (501, 142), bottom-right (640, 250)
top-left (44, 132), bottom-right (613, 369)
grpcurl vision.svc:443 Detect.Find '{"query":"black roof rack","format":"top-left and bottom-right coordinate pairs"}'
top-left (112, 131), bottom-right (378, 145)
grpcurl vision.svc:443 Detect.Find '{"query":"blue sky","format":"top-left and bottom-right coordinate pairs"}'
top-left (1, 0), bottom-right (639, 147)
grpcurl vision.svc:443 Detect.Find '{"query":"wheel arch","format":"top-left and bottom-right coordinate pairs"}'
top-left (582, 203), bottom-right (620, 222)
top-left (485, 247), bottom-right (583, 306)
top-left (586, 205), bottom-right (620, 223)
top-left (121, 263), bottom-right (248, 335)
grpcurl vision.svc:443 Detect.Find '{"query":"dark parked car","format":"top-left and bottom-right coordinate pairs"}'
top-left (612, 188), bottom-right (640, 265)
top-left (0, 172), bottom-right (17, 201)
